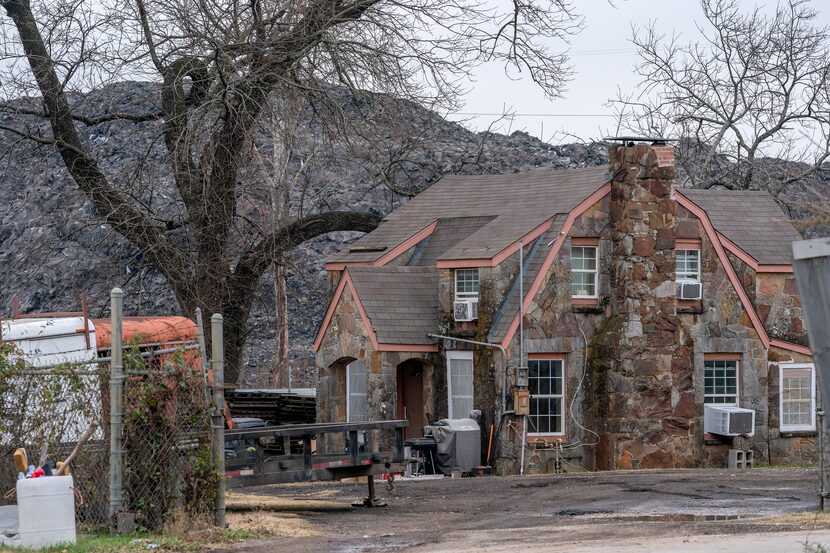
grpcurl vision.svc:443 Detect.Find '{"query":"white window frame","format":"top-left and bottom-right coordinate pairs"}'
top-left (454, 269), bottom-right (479, 302)
top-left (676, 249), bottom-right (701, 283)
top-left (571, 246), bottom-right (598, 299)
top-left (527, 358), bottom-right (566, 437)
top-left (346, 361), bottom-right (367, 423)
top-left (779, 363), bottom-right (816, 432)
top-left (704, 359), bottom-right (739, 405)
top-left (446, 350), bottom-right (474, 419)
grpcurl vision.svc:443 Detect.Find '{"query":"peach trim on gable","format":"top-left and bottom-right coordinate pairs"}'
top-left (676, 192), bottom-right (771, 349)
top-left (312, 271), bottom-right (380, 352)
top-left (374, 220), bottom-right (439, 266)
top-left (435, 217), bottom-right (554, 269)
top-left (770, 339), bottom-right (811, 356)
top-left (312, 270), bottom-right (440, 354)
top-left (325, 261), bottom-right (371, 271)
top-left (717, 232), bottom-right (794, 274)
top-left (324, 220), bottom-right (439, 271)
top-left (500, 182), bottom-right (612, 348)
top-left (377, 343), bottom-right (439, 353)
top-left (757, 265), bottom-right (794, 273)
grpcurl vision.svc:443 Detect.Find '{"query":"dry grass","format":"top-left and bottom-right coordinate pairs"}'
top-left (225, 491), bottom-right (348, 513)
top-left (756, 511), bottom-right (830, 527)
top-left (225, 511), bottom-right (317, 538)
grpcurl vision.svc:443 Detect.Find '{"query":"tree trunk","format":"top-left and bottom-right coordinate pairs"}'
top-left (273, 261), bottom-right (290, 387)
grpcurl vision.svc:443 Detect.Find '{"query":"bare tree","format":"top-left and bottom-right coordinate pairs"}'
top-left (0, 0), bottom-right (584, 383)
top-left (613, 0), bottom-right (830, 192)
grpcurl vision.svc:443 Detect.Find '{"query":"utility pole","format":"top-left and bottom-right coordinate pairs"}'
top-left (792, 237), bottom-right (830, 511)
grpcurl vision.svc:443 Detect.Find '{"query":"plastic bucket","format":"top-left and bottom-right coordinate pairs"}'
top-left (16, 475), bottom-right (76, 549)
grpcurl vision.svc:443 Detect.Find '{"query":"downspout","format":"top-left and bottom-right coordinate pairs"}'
top-left (426, 334), bottom-right (510, 414)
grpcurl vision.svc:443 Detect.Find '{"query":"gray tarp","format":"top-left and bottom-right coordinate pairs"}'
top-left (0, 505), bottom-right (19, 547)
top-left (427, 418), bottom-right (481, 475)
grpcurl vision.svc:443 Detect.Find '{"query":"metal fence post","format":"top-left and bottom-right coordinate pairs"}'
top-left (195, 308), bottom-right (211, 409)
top-left (108, 288), bottom-right (126, 525)
top-left (211, 314), bottom-right (226, 527)
top-left (793, 238), bottom-right (830, 511)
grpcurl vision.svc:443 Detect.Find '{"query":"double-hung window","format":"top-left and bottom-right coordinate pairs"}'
top-left (455, 269), bottom-right (479, 302)
top-left (447, 351), bottom-right (474, 419)
top-left (780, 364), bottom-right (815, 432)
top-left (346, 361), bottom-right (368, 422)
top-left (676, 250), bottom-right (700, 283)
top-left (676, 249), bottom-right (701, 300)
top-left (528, 358), bottom-right (565, 436)
top-left (704, 359), bottom-right (739, 405)
top-left (571, 246), bottom-right (598, 298)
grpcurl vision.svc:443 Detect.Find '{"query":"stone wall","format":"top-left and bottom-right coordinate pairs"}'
top-left (315, 282), bottom-right (440, 451)
top-left (756, 273), bottom-right (807, 346)
top-left (588, 143), bottom-right (696, 470)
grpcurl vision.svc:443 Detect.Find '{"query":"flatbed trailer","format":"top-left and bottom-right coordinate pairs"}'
top-left (224, 419), bottom-right (407, 506)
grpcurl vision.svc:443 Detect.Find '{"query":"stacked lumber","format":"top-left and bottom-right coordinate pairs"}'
top-left (226, 389), bottom-right (316, 426)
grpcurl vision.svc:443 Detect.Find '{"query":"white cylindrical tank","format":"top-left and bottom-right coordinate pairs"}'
top-left (16, 476), bottom-right (76, 549)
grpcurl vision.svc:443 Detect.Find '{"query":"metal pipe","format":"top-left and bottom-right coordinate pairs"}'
top-left (519, 241), bottom-right (525, 370)
top-left (195, 308), bottom-right (211, 409)
top-left (519, 414), bottom-right (527, 476)
top-left (819, 408), bottom-right (826, 511)
top-left (211, 313), bottom-right (226, 528)
top-left (108, 288), bottom-right (126, 524)
top-left (426, 333), bottom-right (509, 412)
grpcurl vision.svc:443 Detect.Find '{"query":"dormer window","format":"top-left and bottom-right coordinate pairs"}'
top-left (571, 246), bottom-right (598, 298)
top-left (454, 269), bottom-right (479, 302)
top-left (454, 269), bottom-right (479, 321)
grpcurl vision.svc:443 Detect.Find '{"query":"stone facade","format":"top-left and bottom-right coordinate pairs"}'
top-left (315, 142), bottom-right (815, 473)
top-left (588, 144), bottom-right (695, 470)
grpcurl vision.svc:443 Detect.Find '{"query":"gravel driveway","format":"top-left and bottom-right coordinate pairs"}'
top-left (218, 468), bottom-right (828, 553)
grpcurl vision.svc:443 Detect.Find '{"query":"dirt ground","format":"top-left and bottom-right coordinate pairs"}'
top-left (218, 468), bottom-right (830, 553)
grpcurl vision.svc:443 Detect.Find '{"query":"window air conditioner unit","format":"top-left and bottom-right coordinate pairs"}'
top-left (677, 281), bottom-right (702, 300)
top-left (453, 299), bottom-right (478, 322)
top-left (704, 404), bottom-right (755, 437)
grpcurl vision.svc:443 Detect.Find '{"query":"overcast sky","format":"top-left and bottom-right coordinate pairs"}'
top-left (446, 0), bottom-right (830, 144)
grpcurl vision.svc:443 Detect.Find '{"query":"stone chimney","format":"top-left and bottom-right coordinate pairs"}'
top-left (587, 140), bottom-right (695, 470)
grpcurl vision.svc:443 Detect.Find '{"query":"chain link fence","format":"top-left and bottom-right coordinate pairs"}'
top-left (0, 344), bottom-right (110, 529)
top-left (0, 305), bottom-right (220, 533)
top-left (121, 345), bottom-right (216, 531)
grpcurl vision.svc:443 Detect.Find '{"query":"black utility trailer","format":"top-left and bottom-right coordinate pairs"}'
top-left (224, 419), bottom-right (407, 506)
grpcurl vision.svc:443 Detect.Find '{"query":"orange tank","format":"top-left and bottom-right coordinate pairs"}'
top-left (92, 316), bottom-right (198, 349)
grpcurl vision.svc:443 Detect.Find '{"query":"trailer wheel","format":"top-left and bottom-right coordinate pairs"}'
top-left (385, 474), bottom-right (395, 491)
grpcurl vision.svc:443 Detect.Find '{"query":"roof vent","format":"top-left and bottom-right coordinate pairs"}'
top-left (348, 246), bottom-right (387, 253)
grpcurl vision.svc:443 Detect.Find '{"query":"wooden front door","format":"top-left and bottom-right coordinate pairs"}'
top-left (397, 362), bottom-right (425, 439)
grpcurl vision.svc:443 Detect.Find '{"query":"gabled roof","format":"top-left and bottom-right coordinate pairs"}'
top-left (316, 164), bottom-right (810, 357)
top-left (678, 189), bottom-right (802, 265)
top-left (347, 266), bottom-right (438, 345)
top-left (488, 220), bottom-right (563, 343)
top-left (412, 216), bottom-right (496, 267)
top-left (328, 166), bottom-right (609, 265)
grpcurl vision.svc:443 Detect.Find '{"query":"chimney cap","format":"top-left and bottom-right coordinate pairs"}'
top-left (605, 136), bottom-right (676, 146)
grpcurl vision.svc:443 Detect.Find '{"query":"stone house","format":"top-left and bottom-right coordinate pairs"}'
top-left (313, 140), bottom-right (816, 472)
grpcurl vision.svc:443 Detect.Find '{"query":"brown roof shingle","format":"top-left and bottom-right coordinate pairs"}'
top-left (329, 166), bottom-right (609, 264)
top-left (347, 266), bottom-right (438, 345)
top-left (680, 189), bottom-right (802, 264)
